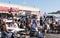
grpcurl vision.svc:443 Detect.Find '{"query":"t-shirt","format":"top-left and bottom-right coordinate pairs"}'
top-left (32, 23), bottom-right (38, 31)
top-left (32, 23), bottom-right (36, 29)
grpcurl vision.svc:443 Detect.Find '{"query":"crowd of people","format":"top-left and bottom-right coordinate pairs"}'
top-left (0, 15), bottom-right (60, 38)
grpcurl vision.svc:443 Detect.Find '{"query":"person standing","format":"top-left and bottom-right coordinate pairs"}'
top-left (36, 19), bottom-right (44, 38)
top-left (2, 20), bottom-right (12, 38)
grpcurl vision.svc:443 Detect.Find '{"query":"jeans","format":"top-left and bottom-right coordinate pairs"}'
top-left (3, 30), bottom-right (17, 38)
top-left (38, 31), bottom-right (44, 38)
top-left (13, 30), bottom-right (17, 37)
top-left (3, 31), bottom-right (12, 38)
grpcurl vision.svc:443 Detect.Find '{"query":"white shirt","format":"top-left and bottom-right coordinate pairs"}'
top-left (14, 23), bottom-right (18, 28)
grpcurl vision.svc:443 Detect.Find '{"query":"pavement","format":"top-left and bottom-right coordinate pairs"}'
top-left (20, 35), bottom-right (38, 38)
top-left (45, 33), bottom-right (60, 38)
top-left (2, 32), bottom-right (59, 38)
top-left (19, 33), bottom-right (60, 38)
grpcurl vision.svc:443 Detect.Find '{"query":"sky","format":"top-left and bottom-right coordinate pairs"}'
top-left (0, 0), bottom-right (60, 14)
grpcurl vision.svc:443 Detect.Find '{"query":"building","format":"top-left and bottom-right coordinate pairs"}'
top-left (0, 2), bottom-right (40, 19)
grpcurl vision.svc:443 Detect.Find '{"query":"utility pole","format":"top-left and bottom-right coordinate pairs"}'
top-left (8, 0), bottom-right (12, 13)
top-left (9, 0), bottom-right (11, 4)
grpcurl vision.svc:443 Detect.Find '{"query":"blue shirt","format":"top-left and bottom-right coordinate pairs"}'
top-left (32, 23), bottom-right (36, 29)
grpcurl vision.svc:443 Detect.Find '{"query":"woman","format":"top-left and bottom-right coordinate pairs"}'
top-left (1, 20), bottom-right (12, 38)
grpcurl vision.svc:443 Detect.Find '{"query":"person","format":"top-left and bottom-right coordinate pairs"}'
top-left (13, 19), bottom-right (18, 28)
top-left (36, 19), bottom-right (44, 38)
top-left (46, 23), bottom-right (50, 32)
top-left (32, 20), bottom-right (38, 31)
top-left (2, 19), bottom-right (19, 38)
top-left (17, 19), bottom-right (21, 28)
top-left (19, 21), bottom-right (24, 28)
top-left (1, 20), bottom-right (12, 38)
top-left (27, 20), bottom-right (32, 31)
top-left (40, 17), bottom-right (44, 26)
top-left (44, 22), bottom-right (48, 34)
top-left (36, 18), bottom-right (44, 38)
top-left (12, 20), bottom-right (19, 38)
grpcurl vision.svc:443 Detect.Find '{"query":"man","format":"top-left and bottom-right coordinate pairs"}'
top-left (32, 20), bottom-right (38, 31)
top-left (36, 19), bottom-right (44, 38)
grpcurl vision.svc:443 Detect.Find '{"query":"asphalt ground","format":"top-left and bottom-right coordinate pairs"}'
top-left (25, 33), bottom-right (60, 38)
top-left (45, 33), bottom-right (60, 38)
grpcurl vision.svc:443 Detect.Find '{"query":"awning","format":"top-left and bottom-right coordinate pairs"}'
top-left (0, 6), bottom-right (19, 12)
top-left (0, 6), bottom-right (8, 11)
